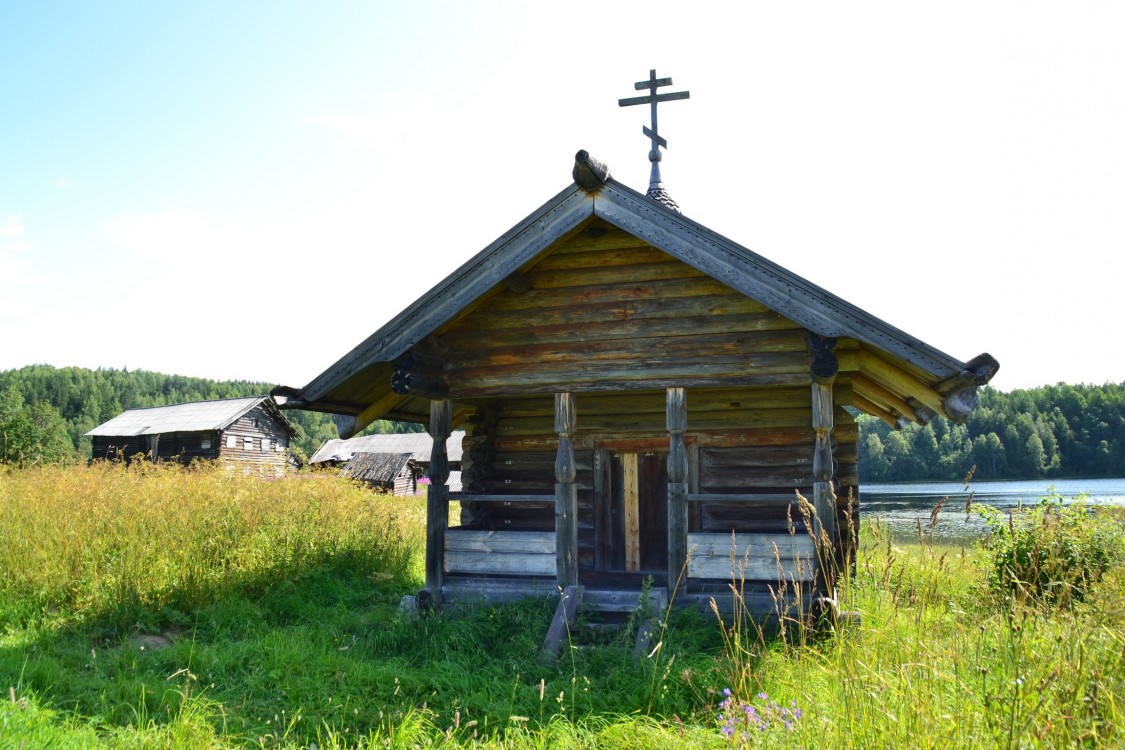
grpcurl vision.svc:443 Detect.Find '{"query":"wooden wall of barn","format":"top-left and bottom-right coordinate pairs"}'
top-left (217, 405), bottom-right (293, 475)
top-left (91, 431), bottom-right (221, 463)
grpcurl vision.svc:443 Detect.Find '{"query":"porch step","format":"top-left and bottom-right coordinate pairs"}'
top-left (539, 586), bottom-right (667, 663)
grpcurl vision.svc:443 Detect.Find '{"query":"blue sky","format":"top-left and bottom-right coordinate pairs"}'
top-left (2, 1), bottom-right (1122, 392)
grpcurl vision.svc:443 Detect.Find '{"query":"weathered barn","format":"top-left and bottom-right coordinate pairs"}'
top-left (274, 150), bottom-right (998, 620)
top-left (309, 430), bottom-right (465, 494)
top-left (87, 396), bottom-right (297, 475)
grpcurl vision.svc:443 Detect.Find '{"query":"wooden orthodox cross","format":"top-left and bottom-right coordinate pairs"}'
top-left (618, 69), bottom-right (690, 188)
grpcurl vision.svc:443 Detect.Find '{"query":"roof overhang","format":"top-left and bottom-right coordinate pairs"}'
top-left (275, 152), bottom-right (997, 436)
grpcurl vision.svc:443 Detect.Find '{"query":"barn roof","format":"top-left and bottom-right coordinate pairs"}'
top-left (309, 430), bottom-right (465, 465)
top-left (275, 151), bottom-right (997, 436)
top-left (341, 452), bottom-right (414, 484)
top-left (86, 396), bottom-right (297, 437)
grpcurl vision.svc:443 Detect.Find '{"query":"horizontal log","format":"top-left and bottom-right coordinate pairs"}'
top-left (441, 576), bottom-right (558, 602)
top-left (450, 295), bottom-right (781, 335)
top-left (857, 348), bottom-right (947, 418)
top-left (452, 330), bottom-right (813, 369)
top-left (852, 373), bottom-right (918, 422)
top-left (444, 550), bottom-right (556, 576)
top-left (688, 493), bottom-right (800, 504)
top-left (445, 529), bottom-right (555, 553)
top-left (532, 244), bottom-right (673, 271)
top-left (463, 276), bottom-right (779, 314)
top-left (549, 224), bottom-right (656, 254)
top-left (488, 423), bottom-right (858, 452)
top-left (687, 532), bottom-right (817, 581)
top-left (449, 493), bottom-right (554, 504)
top-left (451, 373), bottom-right (814, 399)
top-left (444, 312), bottom-right (804, 354)
top-left (526, 259), bottom-right (705, 290)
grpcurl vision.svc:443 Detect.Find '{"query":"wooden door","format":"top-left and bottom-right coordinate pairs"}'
top-left (605, 451), bottom-right (668, 575)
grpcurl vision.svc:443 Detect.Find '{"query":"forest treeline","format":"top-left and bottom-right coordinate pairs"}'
top-left (0, 364), bottom-right (419, 465)
top-left (858, 382), bottom-right (1125, 481)
top-left (1, 365), bottom-right (1123, 480)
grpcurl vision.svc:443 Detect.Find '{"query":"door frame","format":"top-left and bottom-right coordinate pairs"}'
top-left (591, 437), bottom-right (697, 577)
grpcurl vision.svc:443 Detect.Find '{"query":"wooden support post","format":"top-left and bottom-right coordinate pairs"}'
top-left (554, 393), bottom-right (578, 588)
top-left (666, 387), bottom-right (688, 593)
top-left (808, 334), bottom-right (838, 557)
top-left (425, 399), bottom-right (452, 604)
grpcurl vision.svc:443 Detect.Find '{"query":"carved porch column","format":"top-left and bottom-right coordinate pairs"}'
top-left (666, 387), bottom-right (688, 592)
top-left (424, 399), bottom-right (452, 603)
top-left (554, 393), bottom-right (578, 588)
top-left (808, 334), bottom-right (838, 549)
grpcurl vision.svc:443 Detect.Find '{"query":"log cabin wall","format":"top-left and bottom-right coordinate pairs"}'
top-left (456, 386), bottom-right (857, 581)
top-left (217, 404), bottom-right (293, 475)
top-left (428, 221), bottom-right (864, 591)
top-left (435, 221), bottom-right (834, 399)
top-left (91, 435), bottom-right (149, 461)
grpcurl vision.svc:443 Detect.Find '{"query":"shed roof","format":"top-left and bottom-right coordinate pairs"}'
top-left (309, 430), bottom-right (465, 465)
top-left (341, 452), bottom-right (414, 484)
top-left (276, 151), bottom-right (997, 436)
top-left (86, 396), bottom-right (297, 437)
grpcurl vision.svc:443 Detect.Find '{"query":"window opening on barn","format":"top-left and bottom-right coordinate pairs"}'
top-left (262, 438), bottom-right (271, 452)
top-left (201, 439), bottom-right (211, 450)
top-left (244, 437), bottom-right (253, 451)
top-left (226, 435), bottom-right (236, 449)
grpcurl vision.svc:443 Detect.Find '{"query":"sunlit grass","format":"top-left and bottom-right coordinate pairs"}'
top-left (1, 465), bottom-right (1122, 748)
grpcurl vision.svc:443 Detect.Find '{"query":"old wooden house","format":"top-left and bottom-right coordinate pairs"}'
top-left (274, 149), bottom-right (997, 621)
top-left (87, 396), bottom-right (297, 475)
top-left (309, 431), bottom-right (465, 494)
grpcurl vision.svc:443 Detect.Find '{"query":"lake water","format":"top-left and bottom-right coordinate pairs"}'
top-left (861, 477), bottom-right (1125, 543)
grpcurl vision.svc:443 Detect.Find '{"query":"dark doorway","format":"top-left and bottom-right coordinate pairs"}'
top-left (605, 450), bottom-right (668, 575)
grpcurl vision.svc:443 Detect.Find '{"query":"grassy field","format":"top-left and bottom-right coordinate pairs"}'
top-left (1, 463), bottom-right (1123, 748)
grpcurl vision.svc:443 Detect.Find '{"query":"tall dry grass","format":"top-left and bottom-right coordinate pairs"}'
top-left (0, 462), bottom-right (424, 629)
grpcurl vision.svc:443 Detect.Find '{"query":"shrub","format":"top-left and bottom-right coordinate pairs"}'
top-left (977, 493), bottom-right (1125, 607)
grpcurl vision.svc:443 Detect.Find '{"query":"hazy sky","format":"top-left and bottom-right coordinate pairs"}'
top-left (2, 2), bottom-right (1122, 393)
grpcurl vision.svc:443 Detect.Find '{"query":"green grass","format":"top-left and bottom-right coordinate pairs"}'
top-left (1, 464), bottom-right (1123, 748)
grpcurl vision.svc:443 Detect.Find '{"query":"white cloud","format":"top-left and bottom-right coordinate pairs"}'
top-left (0, 214), bottom-right (31, 286)
top-left (0, 214), bottom-right (24, 239)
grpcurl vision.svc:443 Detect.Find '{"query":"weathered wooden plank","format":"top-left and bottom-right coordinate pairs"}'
top-left (444, 550), bottom-right (556, 576)
top-left (858, 348), bottom-right (947, 418)
top-left (449, 493), bottom-right (554, 504)
top-left (687, 532), bottom-right (817, 581)
top-left (622, 452), bottom-right (640, 572)
top-left (451, 330), bottom-right (813, 369)
top-left (490, 407), bottom-right (813, 437)
top-left (444, 529), bottom-right (555, 553)
top-left (688, 493), bottom-right (800, 504)
top-left (527, 259), bottom-right (707, 290)
top-left (852, 372), bottom-right (918, 422)
top-left (450, 294), bottom-right (780, 336)
top-left (453, 373), bottom-right (812, 399)
top-left (445, 314), bottom-right (804, 357)
top-left (531, 244), bottom-right (674, 271)
top-left (540, 585), bottom-right (584, 663)
top-left (461, 276), bottom-right (751, 314)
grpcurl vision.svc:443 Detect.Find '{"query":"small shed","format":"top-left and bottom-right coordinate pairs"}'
top-left (309, 430), bottom-right (465, 494)
top-left (341, 452), bottom-right (419, 494)
top-left (275, 149), bottom-right (998, 617)
top-left (87, 396), bottom-right (297, 475)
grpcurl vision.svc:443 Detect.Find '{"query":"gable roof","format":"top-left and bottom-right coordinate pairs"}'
top-left (309, 430), bottom-right (465, 465)
top-left (276, 151), bottom-right (997, 435)
top-left (86, 396), bottom-right (297, 437)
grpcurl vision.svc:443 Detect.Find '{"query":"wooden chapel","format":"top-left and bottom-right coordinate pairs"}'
top-left (274, 73), bottom-right (998, 621)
